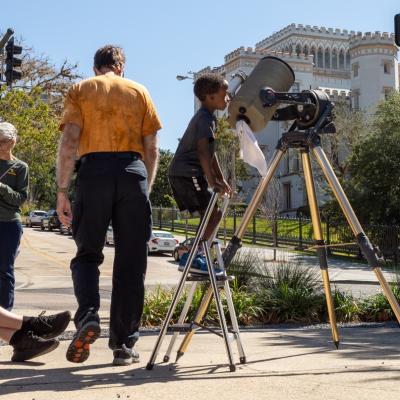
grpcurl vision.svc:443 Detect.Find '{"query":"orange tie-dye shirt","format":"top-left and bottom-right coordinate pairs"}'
top-left (60, 73), bottom-right (162, 158)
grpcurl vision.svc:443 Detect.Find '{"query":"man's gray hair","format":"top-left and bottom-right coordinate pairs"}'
top-left (0, 122), bottom-right (18, 141)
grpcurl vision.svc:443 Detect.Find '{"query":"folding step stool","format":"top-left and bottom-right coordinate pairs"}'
top-left (146, 192), bottom-right (246, 372)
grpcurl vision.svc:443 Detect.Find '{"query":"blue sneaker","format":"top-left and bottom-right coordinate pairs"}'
top-left (178, 253), bottom-right (223, 276)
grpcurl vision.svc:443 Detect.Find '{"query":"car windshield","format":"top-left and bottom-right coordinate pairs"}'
top-left (153, 232), bottom-right (174, 238)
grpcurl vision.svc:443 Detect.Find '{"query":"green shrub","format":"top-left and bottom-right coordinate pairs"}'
top-left (228, 250), bottom-right (267, 290)
top-left (333, 289), bottom-right (361, 322)
top-left (359, 292), bottom-right (393, 322)
top-left (223, 280), bottom-right (264, 325)
top-left (258, 261), bottom-right (325, 323)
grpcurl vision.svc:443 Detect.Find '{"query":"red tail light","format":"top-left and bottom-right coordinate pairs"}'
top-left (151, 238), bottom-right (159, 244)
top-left (174, 239), bottom-right (179, 244)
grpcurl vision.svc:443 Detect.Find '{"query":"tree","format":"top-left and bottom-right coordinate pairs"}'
top-left (215, 117), bottom-right (248, 198)
top-left (320, 100), bottom-right (369, 222)
top-left (0, 34), bottom-right (81, 209)
top-left (0, 32), bottom-right (81, 115)
top-left (322, 100), bottom-right (368, 178)
top-left (345, 92), bottom-right (400, 225)
top-left (150, 149), bottom-right (174, 207)
top-left (0, 87), bottom-right (60, 206)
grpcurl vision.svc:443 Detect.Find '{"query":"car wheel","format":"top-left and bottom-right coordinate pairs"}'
top-left (174, 250), bottom-right (180, 262)
top-left (40, 224), bottom-right (45, 231)
top-left (26, 221), bottom-right (30, 228)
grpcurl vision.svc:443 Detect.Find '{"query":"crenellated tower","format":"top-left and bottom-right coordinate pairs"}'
top-left (349, 31), bottom-right (399, 111)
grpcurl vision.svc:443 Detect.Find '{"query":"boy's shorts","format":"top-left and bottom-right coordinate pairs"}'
top-left (169, 176), bottom-right (212, 214)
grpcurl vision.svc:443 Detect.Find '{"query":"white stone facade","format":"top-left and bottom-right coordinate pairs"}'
top-left (196, 24), bottom-right (399, 215)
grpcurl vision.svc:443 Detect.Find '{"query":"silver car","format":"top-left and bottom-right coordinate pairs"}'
top-left (26, 210), bottom-right (47, 227)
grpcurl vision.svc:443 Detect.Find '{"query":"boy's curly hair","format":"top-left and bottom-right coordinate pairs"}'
top-left (193, 73), bottom-right (228, 101)
top-left (94, 45), bottom-right (126, 70)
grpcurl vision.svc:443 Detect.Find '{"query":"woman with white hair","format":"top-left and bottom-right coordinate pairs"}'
top-left (0, 122), bottom-right (29, 310)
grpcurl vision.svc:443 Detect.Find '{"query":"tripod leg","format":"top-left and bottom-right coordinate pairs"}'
top-left (204, 242), bottom-right (236, 372)
top-left (301, 150), bottom-right (340, 348)
top-left (312, 145), bottom-right (400, 323)
top-left (163, 282), bottom-right (198, 362)
top-left (176, 148), bottom-right (286, 358)
top-left (176, 286), bottom-right (213, 361)
top-left (146, 193), bottom-right (219, 370)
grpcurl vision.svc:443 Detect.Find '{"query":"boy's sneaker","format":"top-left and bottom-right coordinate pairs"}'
top-left (23, 311), bottom-right (71, 339)
top-left (11, 331), bottom-right (59, 362)
top-left (112, 344), bottom-right (140, 366)
top-left (66, 310), bottom-right (100, 363)
top-left (178, 253), bottom-right (223, 276)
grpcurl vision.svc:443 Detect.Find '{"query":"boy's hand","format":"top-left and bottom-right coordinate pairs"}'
top-left (220, 179), bottom-right (232, 197)
top-left (213, 179), bottom-right (232, 197)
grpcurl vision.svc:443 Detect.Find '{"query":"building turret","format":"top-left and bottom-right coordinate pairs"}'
top-left (349, 31), bottom-right (399, 111)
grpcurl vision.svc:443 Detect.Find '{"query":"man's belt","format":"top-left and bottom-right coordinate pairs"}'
top-left (80, 152), bottom-right (142, 163)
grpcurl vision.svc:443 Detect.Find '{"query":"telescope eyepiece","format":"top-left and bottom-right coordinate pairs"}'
top-left (259, 87), bottom-right (276, 107)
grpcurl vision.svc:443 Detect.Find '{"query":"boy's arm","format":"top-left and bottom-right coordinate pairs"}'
top-left (211, 156), bottom-right (224, 181)
top-left (212, 155), bottom-right (232, 195)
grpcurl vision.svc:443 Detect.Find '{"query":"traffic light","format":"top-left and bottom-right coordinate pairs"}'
top-left (5, 37), bottom-right (22, 86)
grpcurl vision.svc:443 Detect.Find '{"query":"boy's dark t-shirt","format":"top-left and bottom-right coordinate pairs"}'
top-left (169, 107), bottom-right (216, 177)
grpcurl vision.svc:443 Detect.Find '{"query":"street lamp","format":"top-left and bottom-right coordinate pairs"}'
top-left (176, 71), bottom-right (195, 81)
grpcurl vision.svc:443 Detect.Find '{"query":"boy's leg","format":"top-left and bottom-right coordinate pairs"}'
top-left (201, 207), bottom-right (222, 241)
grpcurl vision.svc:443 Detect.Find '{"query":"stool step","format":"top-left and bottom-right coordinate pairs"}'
top-left (167, 324), bottom-right (193, 333)
top-left (186, 274), bottom-right (235, 282)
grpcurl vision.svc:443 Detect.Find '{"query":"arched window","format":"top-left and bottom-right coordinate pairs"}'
top-left (339, 50), bottom-right (345, 69)
top-left (324, 48), bottom-right (331, 69)
top-left (317, 48), bottom-right (323, 68)
top-left (311, 47), bottom-right (316, 64)
top-left (288, 44), bottom-right (293, 55)
top-left (303, 45), bottom-right (309, 56)
top-left (346, 51), bottom-right (350, 68)
top-left (296, 44), bottom-right (301, 56)
top-left (332, 49), bottom-right (338, 69)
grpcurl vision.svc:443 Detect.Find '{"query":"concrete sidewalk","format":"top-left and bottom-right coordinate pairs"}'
top-left (1, 324), bottom-right (400, 400)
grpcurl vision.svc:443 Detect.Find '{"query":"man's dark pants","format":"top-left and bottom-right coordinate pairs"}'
top-left (0, 220), bottom-right (22, 310)
top-left (71, 152), bottom-right (151, 350)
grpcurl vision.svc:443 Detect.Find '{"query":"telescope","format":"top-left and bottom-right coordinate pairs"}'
top-left (227, 56), bottom-right (335, 135)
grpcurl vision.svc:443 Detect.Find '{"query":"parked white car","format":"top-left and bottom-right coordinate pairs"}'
top-left (105, 225), bottom-right (114, 245)
top-left (148, 230), bottom-right (178, 255)
top-left (26, 210), bottom-right (47, 227)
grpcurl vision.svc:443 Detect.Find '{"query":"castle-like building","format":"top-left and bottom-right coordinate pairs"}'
top-left (196, 24), bottom-right (399, 214)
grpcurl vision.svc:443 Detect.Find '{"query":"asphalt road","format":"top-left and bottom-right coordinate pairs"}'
top-left (13, 227), bottom-right (396, 316)
top-left (14, 227), bottom-right (182, 314)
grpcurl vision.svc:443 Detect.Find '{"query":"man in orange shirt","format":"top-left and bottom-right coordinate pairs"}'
top-left (56, 45), bottom-right (162, 366)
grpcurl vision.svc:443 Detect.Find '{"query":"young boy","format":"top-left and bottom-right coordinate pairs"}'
top-left (169, 73), bottom-right (231, 274)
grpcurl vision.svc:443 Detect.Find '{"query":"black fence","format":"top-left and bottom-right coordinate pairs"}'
top-left (152, 206), bottom-right (400, 265)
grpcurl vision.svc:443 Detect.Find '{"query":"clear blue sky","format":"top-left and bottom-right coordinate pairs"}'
top-left (1, 0), bottom-right (399, 151)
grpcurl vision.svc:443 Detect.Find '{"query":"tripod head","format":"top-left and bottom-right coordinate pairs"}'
top-left (259, 88), bottom-right (335, 133)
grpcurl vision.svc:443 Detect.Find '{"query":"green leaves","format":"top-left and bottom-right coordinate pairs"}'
top-left (150, 149), bottom-right (174, 206)
top-left (347, 91), bottom-right (400, 224)
top-left (0, 87), bottom-right (60, 206)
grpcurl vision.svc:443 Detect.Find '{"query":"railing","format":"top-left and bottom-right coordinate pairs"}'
top-left (152, 206), bottom-right (400, 265)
